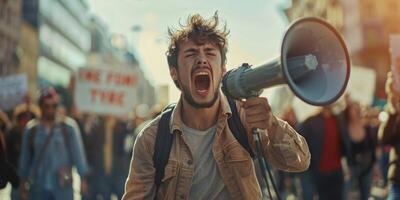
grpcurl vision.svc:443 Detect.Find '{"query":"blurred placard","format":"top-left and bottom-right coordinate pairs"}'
top-left (390, 34), bottom-right (400, 91)
top-left (347, 66), bottom-right (376, 105)
top-left (75, 67), bottom-right (139, 116)
top-left (0, 74), bottom-right (28, 111)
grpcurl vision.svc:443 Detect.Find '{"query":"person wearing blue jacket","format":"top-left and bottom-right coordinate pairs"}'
top-left (19, 87), bottom-right (89, 200)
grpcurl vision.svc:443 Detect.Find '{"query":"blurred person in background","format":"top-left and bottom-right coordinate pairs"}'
top-left (6, 103), bottom-right (40, 199)
top-left (378, 71), bottom-right (400, 200)
top-left (82, 115), bottom-right (131, 200)
top-left (71, 113), bottom-right (97, 200)
top-left (298, 101), bottom-right (351, 200)
top-left (7, 103), bottom-right (40, 170)
top-left (0, 109), bottom-right (12, 137)
top-left (359, 94), bottom-right (391, 195)
top-left (379, 143), bottom-right (392, 197)
top-left (0, 110), bottom-right (19, 190)
top-left (344, 100), bottom-right (378, 200)
top-left (18, 87), bottom-right (89, 200)
top-left (125, 104), bottom-right (161, 158)
top-left (366, 106), bottom-right (382, 129)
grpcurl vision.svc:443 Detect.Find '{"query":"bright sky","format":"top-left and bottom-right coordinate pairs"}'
top-left (86, 0), bottom-right (291, 103)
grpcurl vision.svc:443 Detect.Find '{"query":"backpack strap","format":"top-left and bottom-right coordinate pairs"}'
top-left (226, 97), bottom-right (255, 158)
top-left (153, 105), bottom-right (175, 187)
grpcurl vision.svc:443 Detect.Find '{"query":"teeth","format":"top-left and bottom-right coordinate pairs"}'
top-left (195, 72), bottom-right (208, 76)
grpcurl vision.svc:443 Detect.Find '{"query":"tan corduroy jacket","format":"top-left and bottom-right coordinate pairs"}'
top-left (123, 93), bottom-right (310, 200)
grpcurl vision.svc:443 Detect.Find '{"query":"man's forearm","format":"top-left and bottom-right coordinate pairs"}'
top-left (260, 118), bottom-right (310, 172)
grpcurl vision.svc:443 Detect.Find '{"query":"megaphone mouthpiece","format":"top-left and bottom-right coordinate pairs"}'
top-left (287, 54), bottom-right (318, 80)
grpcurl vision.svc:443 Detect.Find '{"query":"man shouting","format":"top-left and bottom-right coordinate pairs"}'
top-left (123, 12), bottom-right (310, 200)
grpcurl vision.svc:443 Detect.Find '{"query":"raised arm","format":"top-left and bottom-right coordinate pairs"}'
top-left (238, 97), bottom-right (311, 172)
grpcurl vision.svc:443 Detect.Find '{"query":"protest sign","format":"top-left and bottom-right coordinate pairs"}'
top-left (347, 65), bottom-right (376, 106)
top-left (75, 67), bottom-right (139, 115)
top-left (0, 74), bottom-right (28, 111)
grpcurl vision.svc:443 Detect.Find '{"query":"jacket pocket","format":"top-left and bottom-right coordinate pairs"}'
top-left (224, 141), bottom-right (253, 177)
top-left (161, 160), bottom-right (178, 182)
top-left (157, 160), bottom-right (179, 200)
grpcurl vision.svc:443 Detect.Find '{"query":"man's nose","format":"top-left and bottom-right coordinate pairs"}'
top-left (196, 54), bottom-right (207, 65)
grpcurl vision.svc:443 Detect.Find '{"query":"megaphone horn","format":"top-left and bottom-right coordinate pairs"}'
top-left (222, 17), bottom-right (351, 106)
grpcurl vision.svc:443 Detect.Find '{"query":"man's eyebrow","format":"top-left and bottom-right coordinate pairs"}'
top-left (205, 47), bottom-right (217, 52)
top-left (183, 48), bottom-right (198, 54)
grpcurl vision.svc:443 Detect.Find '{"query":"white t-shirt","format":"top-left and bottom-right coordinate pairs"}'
top-left (181, 123), bottom-right (231, 199)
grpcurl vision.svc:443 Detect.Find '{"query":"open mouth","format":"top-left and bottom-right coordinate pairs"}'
top-left (193, 72), bottom-right (211, 95)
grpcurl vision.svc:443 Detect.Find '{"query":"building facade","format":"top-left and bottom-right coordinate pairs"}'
top-left (18, 21), bottom-right (39, 100)
top-left (285, 0), bottom-right (344, 31)
top-left (0, 0), bottom-right (22, 76)
top-left (1, 0), bottom-right (155, 111)
top-left (349, 0), bottom-right (400, 99)
top-left (38, 0), bottom-right (91, 88)
top-left (17, 0), bottom-right (40, 99)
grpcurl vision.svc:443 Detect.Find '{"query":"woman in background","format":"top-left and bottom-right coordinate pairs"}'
top-left (345, 100), bottom-right (377, 200)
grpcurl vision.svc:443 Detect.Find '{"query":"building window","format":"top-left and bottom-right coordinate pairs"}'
top-left (38, 56), bottom-right (72, 87)
top-left (40, 0), bottom-right (90, 51)
top-left (40, 24), bottom-right (87, 70)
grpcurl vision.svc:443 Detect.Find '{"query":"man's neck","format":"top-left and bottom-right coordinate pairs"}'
top-left (41, 118), bottom-right (55, 128)
top-left (181, 97), bottom-right (220, 131)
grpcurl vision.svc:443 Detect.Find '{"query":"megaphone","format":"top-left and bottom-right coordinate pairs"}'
top-left (222, 17), bottom-right (350, 106)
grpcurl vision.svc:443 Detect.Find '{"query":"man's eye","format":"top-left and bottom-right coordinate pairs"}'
top-left (185, 54), bottom-right (195, 58)
top-left (207, 53), bottom-right (216, 56)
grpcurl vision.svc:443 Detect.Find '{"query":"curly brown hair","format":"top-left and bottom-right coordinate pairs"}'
top-left (166, 12), bottom-right (230, 71)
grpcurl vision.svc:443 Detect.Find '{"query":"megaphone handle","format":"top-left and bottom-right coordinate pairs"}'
top-left (252, 128), bottom-right (281, 200)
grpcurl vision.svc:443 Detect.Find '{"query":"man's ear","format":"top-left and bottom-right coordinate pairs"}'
top-left (222, 66), bottom-right (227, 76)
top-left (170, 67), bottom-right (178, 80)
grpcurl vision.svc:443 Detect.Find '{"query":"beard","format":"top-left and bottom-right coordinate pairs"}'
top-left (181, 85), bottom-right (220, 109)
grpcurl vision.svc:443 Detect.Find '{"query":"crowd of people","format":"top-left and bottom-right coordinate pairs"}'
top-left (0, 84), bottom-right (394, 200)
top-left (0, 87), bottom-right (160, 200)
top-left (274, 72), bottom-right (400, 200)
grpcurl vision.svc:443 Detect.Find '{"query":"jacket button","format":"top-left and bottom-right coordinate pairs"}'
top-left (187, 160), bottom-right (193, 165)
